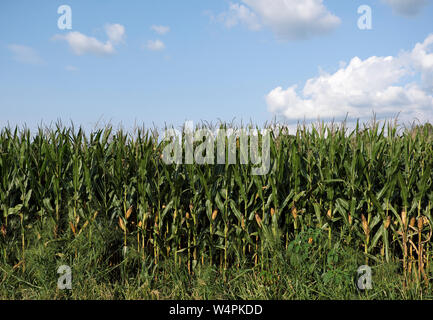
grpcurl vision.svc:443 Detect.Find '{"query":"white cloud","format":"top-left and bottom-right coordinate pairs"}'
top-left (407, 34), bottom-right (433, 89)
top-left (215, 0), bottom-right (340, 40)
top-left (146, 39), bottom-right (165, 51)
top-left (218, 3), bottom-right (261, 31)
top-left (151, 25), bottom-right (170, 35)
top-left (382, 0), bottom-right (430, 16)
top-left (53, 32), bottom-right (114, 55)
top-left (266, 34), bottom-right (433, 123)
top-left (53, 23), bottom-right (125, 56)
top-left (7, 44), bottom-right (44, 65)
top-left (105, 23), bottom-right (126, 44)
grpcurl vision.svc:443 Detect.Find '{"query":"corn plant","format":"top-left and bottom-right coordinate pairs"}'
top-left (0, 121), bottom-right (432, 289)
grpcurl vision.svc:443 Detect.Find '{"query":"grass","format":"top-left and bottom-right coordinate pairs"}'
top-left (0, 226), bottom-right (429, 300)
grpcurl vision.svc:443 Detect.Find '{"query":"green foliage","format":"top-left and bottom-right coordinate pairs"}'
top-left (0, 120), bottom-right (432, 299)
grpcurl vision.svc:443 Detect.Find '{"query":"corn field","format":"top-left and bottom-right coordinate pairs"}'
top-left (1, 121), bottom-right (433, 292)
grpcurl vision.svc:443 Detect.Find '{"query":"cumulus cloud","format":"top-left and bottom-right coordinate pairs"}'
top-left (382, 0), bottom-right (430, 16)
top-left (407, 35), bottom-right (433, 89)
top-left (266, 34), bottom-right (433, 123)
top-left (53, 32), bottom-right (114, 55)
top-left (7, 44), bottom-right (44, 65)
top-left (53, 23), bottom-right (125, 56)
top-left (214, 0), bottom-right (340, 40)
top-left (105, 23), bottom-right (126, 44)
top-left (217, 3), bottom-right (261, 31)
top-left (146, 39), bottom-right (165, 51)
top-left (151, 25), bottom-right (170, 35)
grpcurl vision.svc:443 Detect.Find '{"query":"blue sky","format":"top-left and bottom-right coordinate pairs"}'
top-left (1, 0), bottom-right (432, 131)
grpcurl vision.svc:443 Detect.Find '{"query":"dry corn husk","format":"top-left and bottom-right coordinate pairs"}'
top-left (384, 216), bottom-right (391, 229)
top-left (126, 206), bottom-right (133, 220)
top-left (361, 214), bottom-right (370, 236)
top-left (410, 217), bottom-right (416, 229)
top-left (119, 217), bottom-right (126, 232)
top-left (418, 217), bottom-right (424, 230)
top-left (402, 210), bottom-right (407, 228)
top-left (255, 213), bottom-right (262, 228)
top-left (70, 222), bottom-right (76, 235)
top-left (292, 207), bottom-right (298, 219)
top-left (212, 209), bottom-right (218, 220)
